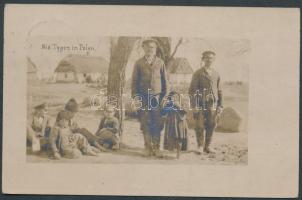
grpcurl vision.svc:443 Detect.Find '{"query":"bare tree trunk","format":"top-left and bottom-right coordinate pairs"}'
top-left (107, 36), bottom-right (139, 141)
top-left (107, 37), bottom-right (138, 96)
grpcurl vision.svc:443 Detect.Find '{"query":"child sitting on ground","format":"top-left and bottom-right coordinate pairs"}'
top-left (161, 91), bottom-right (189, 158)
top-left (95, 105), bottom-right (120, 150)
top-left (49, 110), bottom-right (99, 159)
top-left (27, 103), bottom-right (52, 152)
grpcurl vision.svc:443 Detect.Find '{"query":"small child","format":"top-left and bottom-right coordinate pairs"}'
top-left (27, 103), bottom-right (52, 152)
top-left (161, 91), bottom-right (188, 158)
top-left (49, 110), bottom-right (99, 159)
top-left (95, 105), bottom-right (120, 150)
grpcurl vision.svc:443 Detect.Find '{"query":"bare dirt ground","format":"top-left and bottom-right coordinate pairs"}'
top-left (27, 82), bottom-right (248, 165)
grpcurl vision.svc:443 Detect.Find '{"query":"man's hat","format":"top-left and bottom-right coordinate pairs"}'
top-left (34, 103), bottom-right (47, 110)
top-left (142, 38), bottom-right (159, 47)
top-left (202, 50), bottom-right (216, 57)
top-left (65, 98), bottom-right (79, 113)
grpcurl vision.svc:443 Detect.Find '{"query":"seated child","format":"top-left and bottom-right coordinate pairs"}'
top-left (49, 110), bottom-right (99, 159)
top-left (27, 103), bottom-right (52, 152)
top-left (161, 91), bottom-right (189, 158)
top-left (63, 98), bottom-right (104, 152)
top-left (95, 105), bottom-right (120, 150)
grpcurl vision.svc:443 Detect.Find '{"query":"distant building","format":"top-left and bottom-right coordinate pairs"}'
top-left (167, 57), bottom-right (193, 86)
top-left (27, 57), bottom-right (39, 83)
top-left (53, 55), bottom-right (109, 83)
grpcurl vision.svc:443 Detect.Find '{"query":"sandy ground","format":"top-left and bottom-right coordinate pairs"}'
top-left (27, 82), bottom-right (248, 165)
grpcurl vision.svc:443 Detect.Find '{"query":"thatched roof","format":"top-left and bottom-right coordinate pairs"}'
top-left (27, 57), bottom-right (37, 73)
top-left (55, 55), bottom-right (109, 74)
top-left (167, 57), bottom-right (193, 74)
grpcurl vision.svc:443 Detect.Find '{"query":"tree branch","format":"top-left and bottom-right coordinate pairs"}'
top-left (167, 38), bottom-right (183, 63)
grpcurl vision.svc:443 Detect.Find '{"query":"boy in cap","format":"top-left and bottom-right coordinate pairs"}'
top-left (27, 103), bottom-right (52, 152)
top-left (49, 110), bottom-right (99, 159)
top-left (95, 104), bottom-right (120, 150)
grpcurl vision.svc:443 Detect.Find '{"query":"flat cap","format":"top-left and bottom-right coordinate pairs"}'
top-left (202, 50), bottom-right (216, 57)
top-left (142, 38), bottom-right (159, 46)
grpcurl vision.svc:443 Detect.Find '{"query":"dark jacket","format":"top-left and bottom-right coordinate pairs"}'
top-left (189, 67), bottom-right (223, 108)
top-left (131, 56), bottom-right (168, 99)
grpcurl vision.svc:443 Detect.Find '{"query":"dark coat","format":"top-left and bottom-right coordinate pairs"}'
top-left (188, 67), bottom-right (223, 108)
top-left (131, 56), bottom-right (168, 99)
top-left (161, 101), bottom-right (188, 151)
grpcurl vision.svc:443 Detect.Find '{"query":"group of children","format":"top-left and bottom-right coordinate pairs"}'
top-left (27, 91), bottom-right (189, 160)
top-left (27, 99), bottom-right (121, 159)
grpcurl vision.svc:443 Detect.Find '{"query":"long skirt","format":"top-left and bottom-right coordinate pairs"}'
top-left (163, 114), bottom-right (188, 151)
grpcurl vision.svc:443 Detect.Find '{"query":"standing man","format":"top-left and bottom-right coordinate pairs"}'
top-left (189, 51), bottom-right (223, 154)
top-left (131, 38), bottom-right (168, 157)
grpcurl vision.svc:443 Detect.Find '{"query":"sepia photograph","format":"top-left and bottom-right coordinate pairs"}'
top-left (26, 35), bottom-right (249, 164)
top-left (2, 5), bottom-right (299, 197)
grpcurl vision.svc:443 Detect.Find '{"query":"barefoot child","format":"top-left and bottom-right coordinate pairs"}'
top-left (49, 110), bottom-right (99, 159)
top-left (95, 105), bottom-right (120, 150)
top-left (161, 91), bottom-right (188, 158)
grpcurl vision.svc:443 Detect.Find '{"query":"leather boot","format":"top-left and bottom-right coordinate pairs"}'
top-left (203, 135), bottom-right (214, 154)
top-left (203, 145), bottom-right (214, 154)
top-left (143, 132), bottom-right (152, 157)
top-left (143, 145), bottom-right (152, 157)
top-left (196, 131), bottom-right (204, 154)
top-left (152, 144), bottom-right (164, 158)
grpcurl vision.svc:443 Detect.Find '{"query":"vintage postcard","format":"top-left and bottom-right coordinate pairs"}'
top-left (2, 5), bottom-right (299, 197)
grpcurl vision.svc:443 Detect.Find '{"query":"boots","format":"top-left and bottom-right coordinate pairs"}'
top-left (197, 146), bottom-right (203, 154)
top-left (143, 146), bottom-right (153, 157)
top-left (153, 148), bottom-right (164, 158)
top-left (142, 132), bottom-right (153, 157)
top-left (203, 145), bottom-right (214, 154)
top-left (195, 131), bottom-right (205, 154)
top-left (203, 134), bottom-right (214, 154)
top-left (152, 144), bottom-right (164, 158)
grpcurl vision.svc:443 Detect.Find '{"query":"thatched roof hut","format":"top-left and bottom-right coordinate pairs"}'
top-left (167, 57), bottom-right (193, 86)
top-left (167, 57), bottom-right (193, 74)
top-left (54, 55), bottom-right (109, 83)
